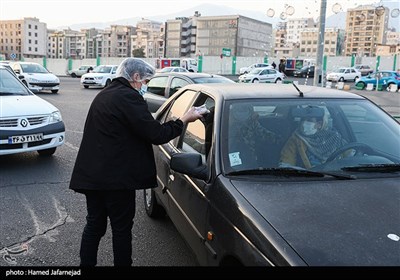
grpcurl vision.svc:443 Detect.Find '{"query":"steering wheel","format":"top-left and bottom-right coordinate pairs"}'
top-left (325, 142), bottom-right (375, 163)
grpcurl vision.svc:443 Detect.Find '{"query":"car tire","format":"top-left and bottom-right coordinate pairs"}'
top-left (51, 90), bottom-right (58, 94)
top-left (354, 76), bottom-right (359, 82)
top-left (104, 79), bottom-right (111, 88)
top-left (84, 85), bottom-right (89, 89)
top-left (71, 73), bottom-right (77, 78)
top-left (339, 77), bottom-right (344, 82)
top-left (37, 147), bottom-right (56, 156)
top-left (275, 78), bottom-right (281, 83)
top-left (252, 79), bottom-right (260, 83)
top-left (144, 188), bottom-right (165, 218)
top-left (356, 82), bottom-right (366, 90)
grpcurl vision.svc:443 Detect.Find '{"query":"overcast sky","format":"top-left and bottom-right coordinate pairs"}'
top-left (0, 0), bottom-right (390, 28)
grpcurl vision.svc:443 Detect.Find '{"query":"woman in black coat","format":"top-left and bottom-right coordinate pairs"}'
top-left (69, 58), bottom-right (203, 266)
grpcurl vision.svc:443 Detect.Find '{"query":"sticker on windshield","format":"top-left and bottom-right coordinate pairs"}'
top-left (229, 152), bottom-right (242, 166)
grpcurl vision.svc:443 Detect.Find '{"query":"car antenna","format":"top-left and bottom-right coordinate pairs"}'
top-left (292, 82), bottom-right (304, 97)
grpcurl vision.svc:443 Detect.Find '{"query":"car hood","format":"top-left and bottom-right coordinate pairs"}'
top-left (230, 177), bottom-right (400, 266)
top-left (25, 73), bottom-right (59, 82)
top-left (0, 95), bottom-right (58, 118)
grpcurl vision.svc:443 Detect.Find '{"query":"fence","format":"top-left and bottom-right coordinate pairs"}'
top-left (21, 55), bottom-right (399, 76)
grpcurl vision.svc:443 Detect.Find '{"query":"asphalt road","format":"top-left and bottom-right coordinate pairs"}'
top-left (1, 76), bottom-right (398, 268)
top-left (0, 77), bottom-right (198, 267)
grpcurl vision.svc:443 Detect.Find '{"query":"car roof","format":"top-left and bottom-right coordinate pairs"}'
top-left (178, 83), bottom-right (366, 100)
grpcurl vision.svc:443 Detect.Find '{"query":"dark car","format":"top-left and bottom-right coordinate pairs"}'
top-left (293, 65), bottom-right (315, 78)
top-left (144, 72), bottom-right (235, 112)
top-left (144, 83), bottom-right (400, 266)
top-left (354, 64), bottom-right (374, 76)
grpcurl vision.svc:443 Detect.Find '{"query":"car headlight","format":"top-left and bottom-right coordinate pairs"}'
top-left (49, 111), bottom-right (62, 123)
top-left (95, 76), bottom-right (104, 80)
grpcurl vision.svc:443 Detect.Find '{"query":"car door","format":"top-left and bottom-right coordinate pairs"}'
top-left (169, 93), bottom-right (215, 263)
top-left (158, 91), bottom-right (215, 263)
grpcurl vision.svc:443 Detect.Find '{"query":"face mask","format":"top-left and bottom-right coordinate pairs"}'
top-left (302, 121), bottom-right (317, 136)
top-left (138, 84), bottom-right (147, 96)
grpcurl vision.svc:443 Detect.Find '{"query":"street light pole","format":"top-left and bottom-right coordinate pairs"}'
top-left (313, 0), bottom-right (327, 86)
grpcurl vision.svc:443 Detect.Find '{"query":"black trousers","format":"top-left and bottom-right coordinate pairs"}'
top-left (80, 190), bottom-right (136, 266)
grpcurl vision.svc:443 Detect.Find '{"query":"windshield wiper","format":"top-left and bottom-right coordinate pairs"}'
top-left (227, 167), bottom-right (355, 179)
top-left (342, 164), bottom-right (400, 172)
top-left (0, 92), bottom-right (26, 96)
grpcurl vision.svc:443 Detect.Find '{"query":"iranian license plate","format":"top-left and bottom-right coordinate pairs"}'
top-left (8, 133), bottom-right (43, 144)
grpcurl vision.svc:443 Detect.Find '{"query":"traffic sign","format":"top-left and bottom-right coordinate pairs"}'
top-left (222, 48), bottom-right (231, 57)
top-left (10, 53), bottom-right (16, 60)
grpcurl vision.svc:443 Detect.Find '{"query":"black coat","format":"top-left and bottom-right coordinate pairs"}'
top-left (69, 77), bottom-right (184, 192)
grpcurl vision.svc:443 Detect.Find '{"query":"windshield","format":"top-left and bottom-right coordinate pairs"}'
top-left (221, 99), bottom-right (400, 177)
top-left (21, 64), bottom-right (48, 74)
top-left (249, 68), bottom-right (264, 74)
top-left (93, 66), bottom-right (112, 73)
top-left (0, 68), bottom-right (32, 95)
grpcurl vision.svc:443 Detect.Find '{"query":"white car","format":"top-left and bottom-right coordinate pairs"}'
top-left (8, 61), bottom-right (60, 93)
top-left (326, 67), bottom-right (361, 82)
top-left (68, 65), bottom-right (94, 77)
top-left (80, 65), bottom-right (118, 89)
top-left (239, 63), bottom-right (272, 75)
top-left (0, 65), bottom-right (65, 156)
top-left (238, 67), bottom-right (285, 83)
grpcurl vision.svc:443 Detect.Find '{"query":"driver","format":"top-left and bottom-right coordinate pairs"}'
top-left (279, 107), bottom-right (348, 169)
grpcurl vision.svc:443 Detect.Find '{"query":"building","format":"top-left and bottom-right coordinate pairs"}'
top-left (0, 17), bottom-right (47, 60)
top-left (286, 18), bottom-right (315, 45)
top-left (344, 5), bottom-right (389, 57)
top-left (131, 19), bottom-right (164, 58)
top-left (47, 29), bottom-right (87, 59)
top-left (195, 15), bottom-right (273, 57)
top-left (300, 27), bottom-right (345, 57)
top-left (95, 25), bottom-right (135, 57)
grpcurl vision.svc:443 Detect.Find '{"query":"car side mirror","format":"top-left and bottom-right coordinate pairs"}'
top-left (14, 69), bottom-right (20, 74)
top-left (170, 153), bottom-right (208, 181)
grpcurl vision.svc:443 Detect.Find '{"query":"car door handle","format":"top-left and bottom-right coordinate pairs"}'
top-left (169, 174), bottom-right (175, 182)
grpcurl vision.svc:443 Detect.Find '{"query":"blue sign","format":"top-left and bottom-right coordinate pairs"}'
top-left (10, 53), bottom-right (16, 60)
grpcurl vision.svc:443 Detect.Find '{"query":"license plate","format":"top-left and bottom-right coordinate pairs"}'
top-left (8, 133), bottom-right (43, 144)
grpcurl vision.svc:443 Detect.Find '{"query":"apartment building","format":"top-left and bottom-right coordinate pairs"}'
top-left (131, 19), bottom-right (164, 58)
top-left (300, 27), bottom-right (345, 57)
top-left (0, 17), bottom-right (47, 60)
top-left (286, 18), bottom-right (315, 45)
top-left (48, 29), bottom-right (87, 59)
top-left (196, 15), bottom-right (273, 57)
top-left (165, 13), bottom-right (199, 58)
top-left (344, 5), bottom-right (389, 57)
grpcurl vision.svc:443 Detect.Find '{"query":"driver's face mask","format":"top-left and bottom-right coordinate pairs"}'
top-left (302, 121), bottom-right (318, 136)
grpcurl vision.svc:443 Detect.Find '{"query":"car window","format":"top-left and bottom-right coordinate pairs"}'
top-left (170, 77), bottom-right (190, 96)
top-left (21, 64), bottom-right (48, 73)
top-left (164, 90), bottom-right (197, 123)
top-left (0, 68), bottom-right (31, 95)
top-left (181, 94), bottom-right (215, 159)
top-left (147, 76), bottom-right (169, 97)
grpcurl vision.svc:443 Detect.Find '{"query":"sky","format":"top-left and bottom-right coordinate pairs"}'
top-left (0, 0), bottom-right (394, 29)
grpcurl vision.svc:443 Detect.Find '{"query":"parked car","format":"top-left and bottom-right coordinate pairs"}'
top-left (239, 63), bottom-right (272, 75)
top-left (68, 65), bottom-right (95, 77)
top-left (238, 67), bottom-right (285, 83)
top-left (0, 65), bottom-right (65, 156)
top-left (144, 72), bottom-right (235, 112)
top-left (145, 82), bottom-right (400, 266)
top-left (355, 71), bottom-right (400, 90)
top-left (8, 61), bottom-right (60, 93)
top-left (80, 65), bottom-right (118, 89)
top-left (326, 67), bottom-right (361, 82)
top-left (293, 65), bottom-right (315, 78)
top-left (157, 67), bottom-right (189, 73)
top-left (354, 64), bottom-right (374, 76)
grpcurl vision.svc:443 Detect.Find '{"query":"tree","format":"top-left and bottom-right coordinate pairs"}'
top-left (132, 47), bottom-right (146, 58)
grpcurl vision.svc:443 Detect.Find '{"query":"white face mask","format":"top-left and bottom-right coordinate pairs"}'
top-left (139, 84), bottom-right (147, 96)
top-left (302, 121), bottom-right (318, 135)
